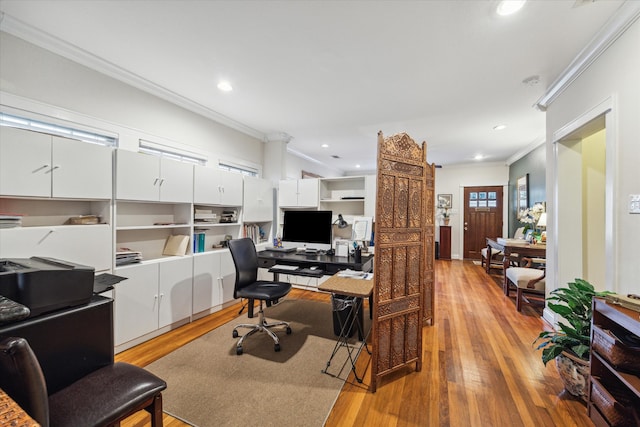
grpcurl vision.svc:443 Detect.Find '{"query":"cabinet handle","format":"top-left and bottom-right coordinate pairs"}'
top-left (159, 179), bottom-right (165, 186)
top-left (154, 178), bottom-right (160, 185)
top-left (38, 229), bottom-right (55, 244)
top-left (46, 165), bottom-right (60, 174)
top-left (33, 164), bottom-right (49, 173)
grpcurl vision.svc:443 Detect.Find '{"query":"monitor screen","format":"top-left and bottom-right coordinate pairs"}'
top-left (282, 210), bottom-right (333, 251)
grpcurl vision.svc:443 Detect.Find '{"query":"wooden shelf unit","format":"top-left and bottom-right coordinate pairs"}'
top-left (588, 298), bottom-right (640, 426)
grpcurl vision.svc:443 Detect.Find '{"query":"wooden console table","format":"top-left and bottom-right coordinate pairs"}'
top-left (439, 226), bottom-right (451, 260)
top-left (486, 238), bottom-right (546, 294)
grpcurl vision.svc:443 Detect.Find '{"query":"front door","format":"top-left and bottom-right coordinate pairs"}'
top-left (463, 186), bottom-right (503, 260)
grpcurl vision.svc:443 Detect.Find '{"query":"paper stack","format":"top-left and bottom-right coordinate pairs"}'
top-left (194, 208), bottom-right (217, 223)
top-left (0, 213), bottom-right (23, 229)
top-left (116, 248), bottom-right (143, 266)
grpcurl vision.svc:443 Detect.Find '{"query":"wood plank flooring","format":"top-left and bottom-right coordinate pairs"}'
top-left (119, 260), bottom-right (593, 427)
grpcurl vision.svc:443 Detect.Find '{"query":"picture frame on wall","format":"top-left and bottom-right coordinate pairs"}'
top-left (517, 174), bottom-right (529, 210)
top-left (437, 194), bottom-right (452, 208)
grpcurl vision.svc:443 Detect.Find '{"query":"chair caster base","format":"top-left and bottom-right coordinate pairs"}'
top-left (236, 346), bottom-right (243, 355)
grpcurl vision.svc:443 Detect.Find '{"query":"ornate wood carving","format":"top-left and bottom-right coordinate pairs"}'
top-left (371, 131), bottom-right (435, 392)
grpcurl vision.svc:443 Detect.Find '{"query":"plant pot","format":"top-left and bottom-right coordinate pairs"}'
top-left (443, 218), bottom-right (450, 226)
top-left (555, 351), bottom-right (590, 400)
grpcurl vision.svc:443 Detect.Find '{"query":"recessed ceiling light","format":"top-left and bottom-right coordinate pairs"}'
top-left (496, 0), bottom-right (526, 16)
top-left (493, 124), bottom-right (507, 131)
top-left (474, 154), bottom-right (484, 161)
top-left (355, 164), bottom-right (361, 168)
top-left (321, 144), bottom-right (329, 148)
top-left (217, 81), bottom-right (233, 92)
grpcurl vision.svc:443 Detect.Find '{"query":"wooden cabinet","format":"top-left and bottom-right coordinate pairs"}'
top-left (114, 257), bottom-right (193, 348)
top-left (0, 127), bottom-right (112, 199)
top-left (278, 178), bottom-right (318, 207)
top-left (588, 298), bottom-right (640, 426)
top-left (439, 226), bottom-right (452, 260)
top-left (192, 250), bottom-right (236, 318)
top-left (116, 149), bottom-right (193, 203)
top-left (194, 165), bottom-right (243, 206)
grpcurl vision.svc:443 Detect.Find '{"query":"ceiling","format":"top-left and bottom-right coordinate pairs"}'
top-left (0, 0), bottom-right (627, 173)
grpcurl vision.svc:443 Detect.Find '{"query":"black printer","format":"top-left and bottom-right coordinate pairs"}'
top-left (0, 257), bottom-right (94, 318)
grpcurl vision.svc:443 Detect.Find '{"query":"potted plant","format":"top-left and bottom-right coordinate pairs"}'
top-left (534, 278), bottom-right (610, 399)
top-left (438, 207), bottom-right (451, 225)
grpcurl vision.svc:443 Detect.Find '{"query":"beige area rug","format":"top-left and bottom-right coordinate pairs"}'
top-left (146, 299), bottom-right (361, 427)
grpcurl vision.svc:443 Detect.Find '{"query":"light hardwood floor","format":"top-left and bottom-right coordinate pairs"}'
top-left (119, 260), bottom-right (593, 427)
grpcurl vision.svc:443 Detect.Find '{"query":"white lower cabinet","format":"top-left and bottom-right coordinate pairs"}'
top-left (192, 250), bottom-right (236, 318)
top-left (114, 257), bottom-right (193, 347)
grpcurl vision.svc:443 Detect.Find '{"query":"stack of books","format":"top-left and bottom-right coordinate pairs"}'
top-left (243, 223), bottom-right (265, 243)
top-left (116, 248), bottom-right (143, 266)
top-left (67, 215), bottom-right (101, 225)
top-left (194, 208), bottom-right (217, 224)
top-left (0, 213), bottom-right (23, 228)
top-left (220, 210), bottom-right (237, 223)
top-left (193, 229), bottom-right (207, 253)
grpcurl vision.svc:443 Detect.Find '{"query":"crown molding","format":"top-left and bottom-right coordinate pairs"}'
top-left (505, 137), bottom-right (545, 166)
top-left (535, 1), bottom-right (640, 111)
top-left (0, 13), bottom-right (267, 141)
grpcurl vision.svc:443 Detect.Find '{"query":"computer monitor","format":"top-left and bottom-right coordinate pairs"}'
top-left (281, 210), bottom-right (333, 252)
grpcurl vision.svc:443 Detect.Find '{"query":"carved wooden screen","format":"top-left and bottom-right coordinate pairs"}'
top-left (371, 131), bottom-right (435, 392)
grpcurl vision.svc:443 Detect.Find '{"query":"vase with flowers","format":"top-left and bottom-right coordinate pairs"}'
top-left (438, 207), bottom-right (451, 226)
top-left (518, 202), bottom-right (545, 238)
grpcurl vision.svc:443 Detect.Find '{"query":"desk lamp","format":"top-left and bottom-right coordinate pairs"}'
top-left (326, 214), bottom-right (348, 255)
top-left (536, 212), bottom-right (547, 242)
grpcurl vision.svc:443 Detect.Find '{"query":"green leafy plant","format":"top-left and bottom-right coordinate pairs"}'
top-left (534, 278), bottom-right (610, 366)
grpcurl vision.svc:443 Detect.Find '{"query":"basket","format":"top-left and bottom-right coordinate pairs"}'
top-left (0, 389), bottom-right (40, 427)
top-left (590, 377), bottom-right (634, 427)
top-left (592, 325), bottom-right (640, 374)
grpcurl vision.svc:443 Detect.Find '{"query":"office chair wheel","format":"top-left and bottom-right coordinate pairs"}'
top-left (232, 330), bottom-right (239, 338)
top-left (274, 343), bottom-right (281, 352)
top-left (286, 326), bottom-right (292, 335)
top-left (236, 346), bottom-right (243, 355)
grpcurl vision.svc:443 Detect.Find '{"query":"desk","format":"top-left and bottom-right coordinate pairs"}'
top-left (0, 388), bottom-right (39, 427)
top-left (257, 250), bottom-right (374, 279)
top-left (486, 238), bottom-right (546, 295)
top-left (318, 274), bottom-right (373, 383)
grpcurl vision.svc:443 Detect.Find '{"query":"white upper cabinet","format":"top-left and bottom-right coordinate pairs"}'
top-left (116, 149), bottom-right (193, 202)
top-left (0, 127), bottom-right (112, 199)
top-left (243, 176), bottom-right (273, 222)
top-left (278, 178), bottom-right (318, 208)
top-left (193, 166), bottom-right (243, 206)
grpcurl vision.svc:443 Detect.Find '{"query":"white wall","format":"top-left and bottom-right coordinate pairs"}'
top-left (435, 162), bottom-right (509, 259)
top-left (546, 19), bottom-right (640, 296)
top-left (0, 32), bottom-right (264, 170)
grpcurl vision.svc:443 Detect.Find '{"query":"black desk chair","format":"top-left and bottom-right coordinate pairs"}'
top-left (228, 238), bottom-right (292, 355)
top-left (0, 336), bottom-right (166, 427)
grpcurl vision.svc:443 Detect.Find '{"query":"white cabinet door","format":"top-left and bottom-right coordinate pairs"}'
top-left (158, 257), bottom-right (193, 328)
top-left (243, 176), bottom-right (273, 222)
top-left (192, 252), bottom-right (223, 314)
top-left (194, 166), bottom-right (242, 205)
top-left (114, 263), bottom-right (159, 345)
top-left (0, 225), bottom-right (112, 272)
top-left (159, 158), bottom-right (193, 203)
top-left (52, 136), bottom-right (112, 199)
top-left (116, 150), bottom-right (160, 201)
top-left (0, 127), bottom-right (51, 197)
top-left (219, 249), bottom-right (236, 304)
top-left (297, 178), bottom-right (319, 207)
top-left (279, 179), bottom-right (318, 207)
top-left (278, 180), bottom-right (300, 207)
top-left (193, 165), bottom-right (220, 204)
top-left (365, 174), bottom-right (377, 219)
top-left (220, 170), bottom-right (243, 206)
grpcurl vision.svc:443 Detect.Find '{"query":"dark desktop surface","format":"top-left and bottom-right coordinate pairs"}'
top-left (257, 249), bottom-right (374, 275)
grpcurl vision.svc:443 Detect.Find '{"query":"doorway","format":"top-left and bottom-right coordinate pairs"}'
top-left (463, 186), bottom-right (503, 260)
top-left (556, 118), bottom-right (607, 288)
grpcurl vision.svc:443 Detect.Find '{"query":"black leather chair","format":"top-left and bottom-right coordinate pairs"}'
top-left (0, 336), bottom-right (167, 427)
top-left (228, 238), bottom-right (292, 355)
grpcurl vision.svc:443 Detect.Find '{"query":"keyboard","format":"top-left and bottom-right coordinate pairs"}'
top-left (270, 264), bottom-right (299, 271)
top-left (264, 247), bottom-right (296, 253)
